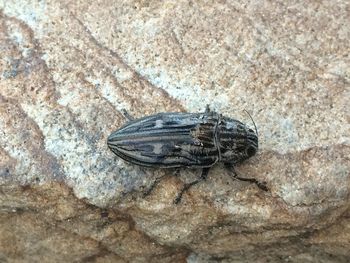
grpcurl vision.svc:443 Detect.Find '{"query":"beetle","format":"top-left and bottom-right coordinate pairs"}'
top-left (107, 106), bottom-right (267, 203)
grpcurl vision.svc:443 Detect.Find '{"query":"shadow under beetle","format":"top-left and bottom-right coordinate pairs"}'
top-left (107, 106), bottom-right (267, 204)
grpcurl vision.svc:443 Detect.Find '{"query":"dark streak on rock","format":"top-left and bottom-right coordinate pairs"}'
top-left (72, 15), bottom-right (185, 113)
top-left (0, 94), bottom-right (66, 182)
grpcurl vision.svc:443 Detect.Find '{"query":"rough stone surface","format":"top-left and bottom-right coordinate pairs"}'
top-left (0, 0), bottom-right (349, 262)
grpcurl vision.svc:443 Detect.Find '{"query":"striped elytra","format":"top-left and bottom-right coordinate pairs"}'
top-left (107, 110), bottom-right (258, 168)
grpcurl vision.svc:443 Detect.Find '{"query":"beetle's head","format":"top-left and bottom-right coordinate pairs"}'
top-left (244, 126), bottom-right (258, 159)
top-left (242, 109), bottom-right (259, 159)
top-left (235, 125), bottom-right (258, 163)
top-left (219, 119), bottom-right (258, 164)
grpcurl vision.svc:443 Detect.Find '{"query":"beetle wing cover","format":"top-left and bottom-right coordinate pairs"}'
top-left (107, 112), bottom-right (219, 168)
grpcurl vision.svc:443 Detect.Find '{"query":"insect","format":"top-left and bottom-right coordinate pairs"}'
top-left (107, 106), bottom-right (267, 204)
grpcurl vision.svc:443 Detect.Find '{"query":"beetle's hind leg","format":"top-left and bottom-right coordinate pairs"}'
top-left (174, 168), bottom-right (210, 204)
top-left (121, 109), bottom-right (134, 121)
top-left (225, 164), bottom-right (268, 191)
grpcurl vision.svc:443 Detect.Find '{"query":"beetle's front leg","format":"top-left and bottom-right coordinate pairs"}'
top-left (121, 109), bottom-right (134, 121)
top-left (174, 167), bottom-right (210, 204)
top-left (225, 164), bottom-right (268, 191)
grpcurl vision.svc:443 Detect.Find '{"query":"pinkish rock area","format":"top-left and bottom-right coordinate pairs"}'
top-left (0, 1), bottom-right (349, 262)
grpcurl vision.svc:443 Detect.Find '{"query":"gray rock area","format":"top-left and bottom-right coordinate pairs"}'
top-left (0, 0), bottom-right (349, 262)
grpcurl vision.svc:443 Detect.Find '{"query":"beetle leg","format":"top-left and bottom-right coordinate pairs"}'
top-left (143, 174), bottom-right (166, 198)
top-left (121, 109), bottom-right (134, 121)
top-left (225, 164), bottom-right (268, 191)
top-left (143, 170), bottom-right (180, 198)
top-left (174, 167), bottom-right (210, 204)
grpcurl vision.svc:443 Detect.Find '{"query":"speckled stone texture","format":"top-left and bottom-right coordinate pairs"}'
top-left (0, 0), bottom-right (349, 262)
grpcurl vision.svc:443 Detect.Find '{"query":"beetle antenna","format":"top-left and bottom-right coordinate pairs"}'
top-left (244, 110), bottom-right (258, 137)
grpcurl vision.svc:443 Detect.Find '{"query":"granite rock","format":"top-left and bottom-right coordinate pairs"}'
top-left (0, 0), bottom-right (349, 262)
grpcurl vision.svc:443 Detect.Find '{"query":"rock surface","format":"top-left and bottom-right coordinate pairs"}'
top-left (0, 0), bottom-right (349, 262)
